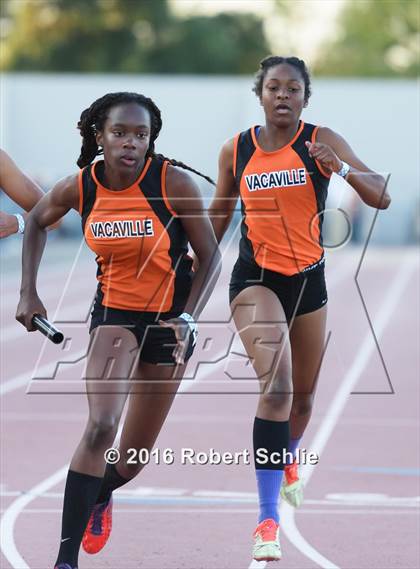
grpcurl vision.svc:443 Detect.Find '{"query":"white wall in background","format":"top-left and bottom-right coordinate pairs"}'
top-left (1, 74), bottom-right (418, 243)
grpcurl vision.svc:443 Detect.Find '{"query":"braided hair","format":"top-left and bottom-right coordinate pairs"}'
top-left (77, 92), bottom-right (215, 185)
top-left (253, 56), bottom-right (312, 104)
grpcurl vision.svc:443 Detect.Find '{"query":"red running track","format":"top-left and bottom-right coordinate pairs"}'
top-left (1, 242), bottom-right (419, 569)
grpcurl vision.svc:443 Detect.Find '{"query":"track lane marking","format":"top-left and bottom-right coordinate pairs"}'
top-left (280, 254), bottom-right (417, 569)
top-left (0, 257), bottom-right (353, 568)
top-left (0, 349), bottom-right (230, 568)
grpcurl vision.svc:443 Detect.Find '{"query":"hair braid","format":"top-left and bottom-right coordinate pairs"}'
top-left (153, 153), bottom-right (215, 186)
top-left (77, 108), bottom-right (101, 168)
top-left (76, 92), bottom-right (215, 185)
top-left (77, 93), bottom-right (141, 168)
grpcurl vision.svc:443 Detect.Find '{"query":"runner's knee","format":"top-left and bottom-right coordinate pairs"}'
top-left (84, 416), bottom-right (119, 451)
top-left (291, 394), bottom-right (314, 418)
top-left (259, 390), bottom-right (292, 414)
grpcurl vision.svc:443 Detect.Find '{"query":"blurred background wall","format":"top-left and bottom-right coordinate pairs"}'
top-left (1, 0), bottom-right (419, 246)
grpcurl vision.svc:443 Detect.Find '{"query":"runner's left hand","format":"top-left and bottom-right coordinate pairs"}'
top-left (0, 211), bottom-right (19, 238)
top-left (159, 317), bottom-right (191, 365)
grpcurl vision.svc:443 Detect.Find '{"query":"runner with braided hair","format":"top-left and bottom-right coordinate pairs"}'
top-left (76, 91), bottom-right (215, 185)
top-left (16, 91), bottom-right (221, 569)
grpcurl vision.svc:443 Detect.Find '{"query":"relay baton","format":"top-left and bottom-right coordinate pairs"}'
top-left (32, 314), bottom-right (64, 344)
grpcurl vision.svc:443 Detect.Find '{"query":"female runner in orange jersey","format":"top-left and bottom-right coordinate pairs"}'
top-left (16, 92), bottom-right (221, 569)
top-left (0, 149), bottom-right (55, 238)
top-left (209, 56), bottom-right (390, 562)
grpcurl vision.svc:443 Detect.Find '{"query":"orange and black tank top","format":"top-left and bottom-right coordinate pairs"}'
top-left (234, 121), bottom-right (331, 276)
top-left (78, 158), bottom-right (192, 313)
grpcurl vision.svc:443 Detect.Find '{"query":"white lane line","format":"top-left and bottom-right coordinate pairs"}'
top-left (0, 352), bottom-right (228, 569)
top-left (280, 254), bottom-right (417, 569)
top-left (2, 508), bottom-right (418, 516)
top-left (0, 351), bottom-right (85, 396)
top-left (0, 287), bottom-right (228, 397)
top-left (0, 257), bottom-right (353, 568)
top-left (1, 248), bottom-right (95, 343)
top-left (0, 466), bottom-right (69, 569)
top-left (1, 412), bottom-right (250, 423)
top-left (1, 297), bottom-right (94, 344)
top-left (246, 258), bottom-right (355, 569)
top-left (1, 255), bottom-right (350, 395)
top-left (292, 508), bottom-right (420, 515)
top-left (2, 486), bottom-right (417, 508)
top-left (0, 252), bottom-right (93, 308)
top-left (0, 278), bottom-right (228, 568)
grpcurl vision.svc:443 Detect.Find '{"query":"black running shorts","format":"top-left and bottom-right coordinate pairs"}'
top-left (90, 302), bottom-right (195, 365)
top-left (229, 257), bottom-right (328, 323)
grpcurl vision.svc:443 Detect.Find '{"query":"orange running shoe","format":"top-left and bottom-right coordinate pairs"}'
top-left (82, 496), bottom-right (113, 554)
top-left (252, 518), bottom-right (281, 561)
top-left (281, 460), bottom-right (304, 508)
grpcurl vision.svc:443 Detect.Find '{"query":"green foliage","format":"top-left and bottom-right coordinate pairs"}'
top-left (0, 0), bottom-right (269, 73)
top-left (146, 12), bottom-right (269, 74)
top-left (315, 0), bottom-right (420, 77)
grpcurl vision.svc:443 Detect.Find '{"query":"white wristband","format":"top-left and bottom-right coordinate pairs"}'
top-left (13, 213), bottom-right (25, 234)
top-left (179, 312), bottom-right (198, 346)
top-left (337, 161), bottom-right (350, 178)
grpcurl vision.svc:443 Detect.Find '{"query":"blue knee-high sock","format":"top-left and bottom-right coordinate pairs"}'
top-left (256, 469), bottom-right (283, 523)
top-left (285, 437), bottom-right (301, 465)
top-left (253, 417), bottom-right (290, 524)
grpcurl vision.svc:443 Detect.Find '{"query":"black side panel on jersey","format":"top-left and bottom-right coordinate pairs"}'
top-left (234, 129), bottom-right (256, 188)
top-left (80, 165), bottom-right (98, 233)
top-left (239, 199), bottom-right (258, 267)
top-left (291, 123), bottom-right (330, 246)
top-left (79, 165), bottom-right (103, 304)
top-left (141, 159), bottom-right (192, 313)
top-left (235, 129), bottom-right (259, 267)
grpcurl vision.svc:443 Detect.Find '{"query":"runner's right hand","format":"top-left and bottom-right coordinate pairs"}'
top-left (16, 293), bottom-right (47, 331)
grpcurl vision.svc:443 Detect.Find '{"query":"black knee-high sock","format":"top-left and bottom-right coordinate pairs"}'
top-left (55, 470), bottom-right (103, 567)
top-left (253, 416), bottom-right (290, 469)
top-left (95, 462), bottom-right (130, 504)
